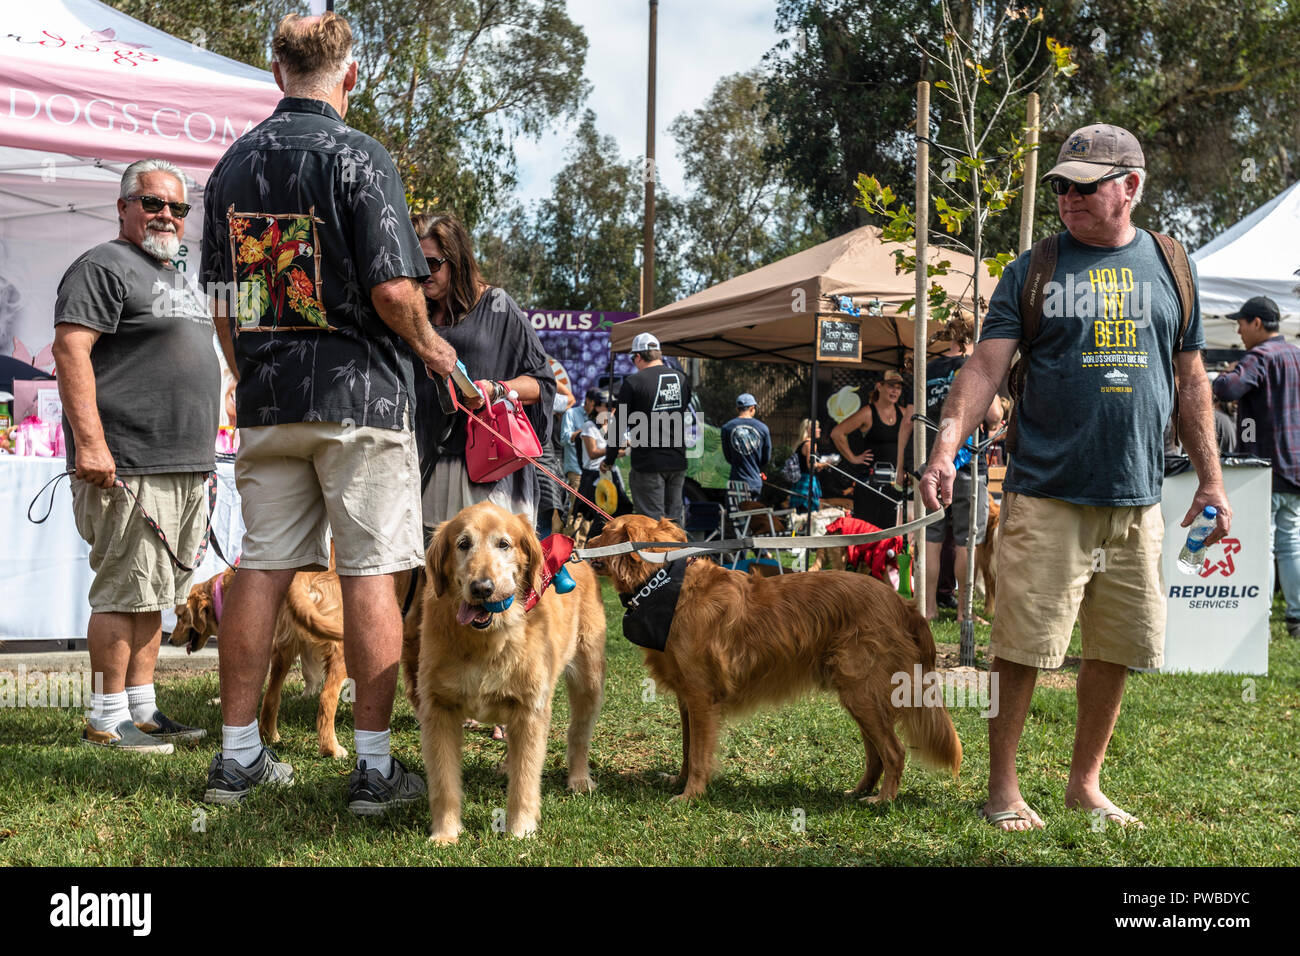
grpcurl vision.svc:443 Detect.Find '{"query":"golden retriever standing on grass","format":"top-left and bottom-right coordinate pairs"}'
top-left (171, 568), bottom-right (350, 758)
top-left (587, 514), bottom-right (962, 804)
top-left (416, 502), bottom-right (606, 843)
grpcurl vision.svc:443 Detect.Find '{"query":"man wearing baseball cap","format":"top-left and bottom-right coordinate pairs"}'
top-left (721, 392), bottom-right (771, 497)
top-left (918, 123), bottom-right (1229, 832)
top-left (1213, 295), bottom-right (1300, 635)
top-left (606, 332), bottom-right (694, 524)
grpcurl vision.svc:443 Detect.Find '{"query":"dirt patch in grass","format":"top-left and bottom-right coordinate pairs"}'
top-left (933, 642), bottom-right (1078, 690)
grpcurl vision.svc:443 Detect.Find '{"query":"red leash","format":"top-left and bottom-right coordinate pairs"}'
top-left (451, 388), bottom-right (615, 522)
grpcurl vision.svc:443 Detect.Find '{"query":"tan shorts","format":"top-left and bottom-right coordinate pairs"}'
top-left (989, 492), bottom-right (1167, 669)
top-left (235, 419), bottom-right (423, 576)
top-left (72, 472), bottom-right (209, 614)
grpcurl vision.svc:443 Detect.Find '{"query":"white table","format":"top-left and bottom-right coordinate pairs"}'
top-left (0, 457), bottom-right (243, 642)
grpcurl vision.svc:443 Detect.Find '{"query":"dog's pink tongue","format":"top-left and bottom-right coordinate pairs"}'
top-left (457, 602), bottom-right (478, 626)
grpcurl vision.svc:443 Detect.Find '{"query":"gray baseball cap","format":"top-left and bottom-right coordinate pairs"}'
top-left (1042, 124), bottom-right (1145, 184)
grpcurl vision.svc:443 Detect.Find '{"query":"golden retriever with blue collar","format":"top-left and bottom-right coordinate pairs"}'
top-left (416, 502), bottom-right (606, 843)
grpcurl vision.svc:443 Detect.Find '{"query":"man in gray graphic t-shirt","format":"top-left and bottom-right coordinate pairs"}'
top-left (54, 157), bottom-right (219, 755)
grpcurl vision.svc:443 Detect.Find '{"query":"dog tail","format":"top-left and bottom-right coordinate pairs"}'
top-left (284, 576), bottom-right (345, 643)
top-left (899, 607), bottom-right (963, 778)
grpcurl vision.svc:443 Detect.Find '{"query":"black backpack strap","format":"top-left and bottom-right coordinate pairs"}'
top-left (1005, 233), bottom-right (1061, 454)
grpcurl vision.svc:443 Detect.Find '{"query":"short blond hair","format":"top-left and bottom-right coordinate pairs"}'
top-left (272, 12), bottom-right (353, 93)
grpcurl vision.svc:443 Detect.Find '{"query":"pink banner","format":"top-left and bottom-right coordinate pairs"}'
top-left (0, 57), bottom-right (281, 173)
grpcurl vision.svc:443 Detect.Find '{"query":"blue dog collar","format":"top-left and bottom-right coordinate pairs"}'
top-left (481, 595), bottom-right (514, 613)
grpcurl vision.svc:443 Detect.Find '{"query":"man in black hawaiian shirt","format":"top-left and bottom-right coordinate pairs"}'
top-left (199, 11), bottom-right (458, 813)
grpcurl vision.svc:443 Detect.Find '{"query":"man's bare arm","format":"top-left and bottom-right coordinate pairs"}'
top-left (51, 324), bottom-right (115, 488)
top-left (1175, 349), bottom-right (1231, 546)
top-left (370, 277), bottom-right (457, 378)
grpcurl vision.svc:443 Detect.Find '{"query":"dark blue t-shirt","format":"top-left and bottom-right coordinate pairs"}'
top-left (721, 416), bottom-right (772, 492)
top-left (981, 230), bottom-right (1205, 506)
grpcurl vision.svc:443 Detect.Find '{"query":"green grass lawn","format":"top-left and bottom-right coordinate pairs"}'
top-left (2, 581), bottom-right (1297, 866)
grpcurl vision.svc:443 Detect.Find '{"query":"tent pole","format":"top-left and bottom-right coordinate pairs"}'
top-left (1019, 93), bottom-right (1040, 255)
top-left (913, 81), bottom-right (930, 617)
top-left (809, 355), bottom-right (818, 542)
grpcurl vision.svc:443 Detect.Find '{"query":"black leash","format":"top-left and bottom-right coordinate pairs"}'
top-left (29, 469), bottom-right (234, 573)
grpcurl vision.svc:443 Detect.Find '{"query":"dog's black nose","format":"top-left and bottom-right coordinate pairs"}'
top-left (470, 578), bottom-right (494, 600)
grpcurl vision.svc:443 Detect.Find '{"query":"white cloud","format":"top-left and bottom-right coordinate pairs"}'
top-left (510, 0), bottom-right (780, 210)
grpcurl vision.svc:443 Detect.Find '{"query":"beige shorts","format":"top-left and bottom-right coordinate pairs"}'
top-left (72, 472), bottom-right (210, 614)
top-left (989, 492), bottom-right (1167, 669)
top-left (235, 419), bottom-right (423, 576)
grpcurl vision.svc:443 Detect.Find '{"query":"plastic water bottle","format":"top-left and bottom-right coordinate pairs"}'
top-left (1177, 506), bottom-right (1218, 574)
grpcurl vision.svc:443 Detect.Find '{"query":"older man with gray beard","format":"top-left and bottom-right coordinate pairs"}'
top-left (52, 158), bottom-right (219, 753)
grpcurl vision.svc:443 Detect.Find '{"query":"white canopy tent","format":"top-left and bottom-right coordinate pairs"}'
top-left (1192, 180), bottom-right (1300, 349)
top-left (0, 0), bottom-right (280, 366)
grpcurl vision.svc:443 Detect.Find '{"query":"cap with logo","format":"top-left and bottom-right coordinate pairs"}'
top-left (1226, 296), bottom-right (1281, 326)
top-left (736, 392), bottom-right (757, 408)
top-left (1043, 124), bottom-right (1145, 184)
top-left (630, 332), bottom-right (661, 354)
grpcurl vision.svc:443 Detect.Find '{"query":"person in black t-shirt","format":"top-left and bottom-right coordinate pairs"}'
top-left (605, 332), bottom-right (694, 525)
top-left (410, 212), bottom-right (555, 530)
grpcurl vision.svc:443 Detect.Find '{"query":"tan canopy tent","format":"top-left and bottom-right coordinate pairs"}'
top-left (612, 224), bottom-right (1000, 370)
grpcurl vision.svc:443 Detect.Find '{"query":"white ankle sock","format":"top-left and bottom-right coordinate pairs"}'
top-left (355, 728), bottom-right (392, 777)
top-left (89, 691), bottom-right (130, 731)
top-left (221, 721), bottom-right (263, 767)
top-left (126, 683), bottom-right (157, 724)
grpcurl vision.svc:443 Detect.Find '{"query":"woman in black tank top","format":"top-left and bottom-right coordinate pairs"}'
top-left (830, 371), bottom-right (911, 528)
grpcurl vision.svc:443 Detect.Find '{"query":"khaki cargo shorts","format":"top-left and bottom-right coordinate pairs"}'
top-left (235, 418), bottom-right (423, 576)
top-left (989, 492), bottom-right (1167, 670)
top-left (72, 472), bottom-right (210, 614)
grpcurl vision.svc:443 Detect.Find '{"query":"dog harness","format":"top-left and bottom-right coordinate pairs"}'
top-left (478, 534), bottom-right (578, 617)
top-left (618, 558), bottom-right (688, 651)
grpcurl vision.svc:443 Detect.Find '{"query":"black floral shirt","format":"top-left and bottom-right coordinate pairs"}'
top-left (200, 98), bottom-right (429, 430)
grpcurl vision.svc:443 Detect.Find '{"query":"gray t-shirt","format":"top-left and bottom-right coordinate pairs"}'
top-left (55, 239), bottom-right (220, 474)
top-left (981, 230), bottom-right (1205, 506)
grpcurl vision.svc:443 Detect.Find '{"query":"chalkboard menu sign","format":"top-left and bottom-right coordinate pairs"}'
top-left (816, 315), bottom-right (862, 363)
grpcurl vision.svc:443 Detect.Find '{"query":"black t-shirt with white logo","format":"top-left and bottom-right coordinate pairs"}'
top-left (613, 364), bottom-right (694, 473)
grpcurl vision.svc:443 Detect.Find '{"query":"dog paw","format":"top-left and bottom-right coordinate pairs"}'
top-left (322, 744), bottom-right (348, 759)
top-left (859, 793), bottom-right (892, 805)
top-left (507, 818), bottom-right (538, 838)
top-left (667, 792), bottom-right (697, 804)
top-left (428, 828), bottom-right (461, 845)
top-left (567, 775), bottom-right (596, 794)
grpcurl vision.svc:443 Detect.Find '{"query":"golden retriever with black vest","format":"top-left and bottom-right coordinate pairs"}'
top-left (587, 514), bottom-right (962, 804)
top-left (416, 502), bottom-right (606, 843)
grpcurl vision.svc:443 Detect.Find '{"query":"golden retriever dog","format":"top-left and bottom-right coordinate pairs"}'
top-left (171, 568), bottom-right (350, 758)
top-left (587, 514), bottom-right (962, 804)
top-left (416, 502), bottom-right (606, 842)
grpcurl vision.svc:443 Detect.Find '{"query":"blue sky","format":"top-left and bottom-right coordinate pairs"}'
top-left (511, 0), bottom-right (782, 207)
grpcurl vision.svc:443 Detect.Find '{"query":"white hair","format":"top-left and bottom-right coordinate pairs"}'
top-left (120, 159), bottom-right (187, 202)
top-left (1118, 166), bottom-right (1146, 207)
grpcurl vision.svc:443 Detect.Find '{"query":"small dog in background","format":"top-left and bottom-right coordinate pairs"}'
top-left (588, 514), bottom-right (962, 804)
top-left (974, 495), bottom-right (1000, 619)
top-left (171, 568), bottom-right (350, 758)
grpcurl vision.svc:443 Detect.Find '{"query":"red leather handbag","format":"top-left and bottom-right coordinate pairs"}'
top-left (464, 388), bottom-right (543, 483)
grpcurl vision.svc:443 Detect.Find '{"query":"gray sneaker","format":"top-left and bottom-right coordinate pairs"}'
top-left (202, 747), bottom-right (295, 805)
top-left (348, 757), bottom-right (427, 816)
top-left (81, 718), bottom-right (174, 754)
top-left (136, 710), bottom-right (208, 743)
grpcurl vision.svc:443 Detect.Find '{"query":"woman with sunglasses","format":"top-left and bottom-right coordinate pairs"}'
top-left (410, 212), bottom-right (556, 532)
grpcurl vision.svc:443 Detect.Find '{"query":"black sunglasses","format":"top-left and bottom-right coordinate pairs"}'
top-left (425, 255), bottom-right (448, 273)
top-left (1047, 171), bottom-right (1130, 197)
top-left (126, 194), bottom-right (192, 218)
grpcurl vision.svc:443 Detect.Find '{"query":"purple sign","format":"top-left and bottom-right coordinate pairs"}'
top-left (526, 310), bottom-right (638, 405)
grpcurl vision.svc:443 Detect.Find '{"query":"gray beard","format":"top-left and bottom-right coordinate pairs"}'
top-left (140, 228), bottom-right (180, 262)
